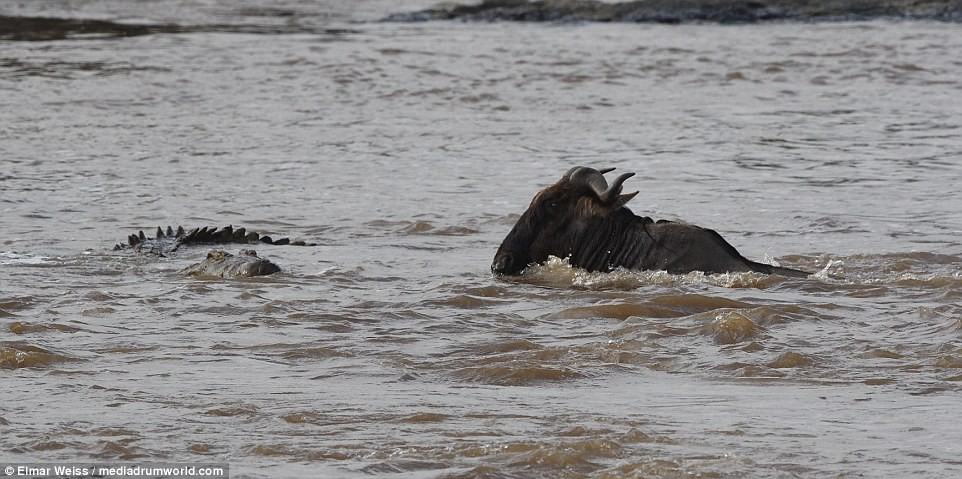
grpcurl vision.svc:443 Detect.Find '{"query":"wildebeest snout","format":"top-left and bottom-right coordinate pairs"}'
top-left (491, 252), bottom-right (518, 275)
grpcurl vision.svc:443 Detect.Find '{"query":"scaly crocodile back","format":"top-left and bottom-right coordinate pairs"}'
top-left (113, 225), bottom-right (314, 256)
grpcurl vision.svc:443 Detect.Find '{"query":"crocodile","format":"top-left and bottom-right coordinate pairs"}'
top-left (113, 225), bottom-right (314, 277)
top-left (183, 249), bottom-right (281, 278)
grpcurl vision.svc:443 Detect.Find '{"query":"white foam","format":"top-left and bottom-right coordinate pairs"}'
top-left (813, 259), bottom-right (843, 280)
top-left (522, 256), bottom-right (770, 289)
top-left (0, 251), bottom-right (57, 265)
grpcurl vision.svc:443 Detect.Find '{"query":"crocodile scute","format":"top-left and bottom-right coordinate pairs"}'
top-left (113, 225), bottom-right (313, 256)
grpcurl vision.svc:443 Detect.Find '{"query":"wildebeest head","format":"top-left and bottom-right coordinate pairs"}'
top-left (491, 166), bottom-right (639, 275)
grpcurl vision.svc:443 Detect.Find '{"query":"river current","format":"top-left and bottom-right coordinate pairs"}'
top-left (2, 1), bottom-right (962, 477)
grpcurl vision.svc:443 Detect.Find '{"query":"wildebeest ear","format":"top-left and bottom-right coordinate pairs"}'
top-left (610, 191), bottom-right (639, 209)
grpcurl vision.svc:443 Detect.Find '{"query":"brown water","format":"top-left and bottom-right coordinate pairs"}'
top-left (2, 1), bottom-right (962, 477)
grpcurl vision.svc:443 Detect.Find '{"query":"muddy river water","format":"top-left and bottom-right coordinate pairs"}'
top-left (2, 1), bottom-right (962, 477)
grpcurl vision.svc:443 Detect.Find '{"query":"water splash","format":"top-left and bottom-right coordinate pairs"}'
top-left (522, 256), bottom-right (784, 290)
top-left (0, 252), bottom-right (57, 265)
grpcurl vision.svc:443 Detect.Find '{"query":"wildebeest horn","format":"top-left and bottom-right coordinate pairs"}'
top-left (603, 172), bottom-right (636, 203)
top-left (568, 167), bottom-right (635, 205)
top-left (563, 166), bottom-right (616, 179)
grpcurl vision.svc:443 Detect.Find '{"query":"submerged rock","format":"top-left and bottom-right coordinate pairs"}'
top-left (183, 249), bottom-right (281, 278)
top-left (383, 0), bottom-right (962, 24)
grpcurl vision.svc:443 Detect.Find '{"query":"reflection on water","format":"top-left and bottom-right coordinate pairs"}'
top-left (2, 1), bottom-right (961, 477)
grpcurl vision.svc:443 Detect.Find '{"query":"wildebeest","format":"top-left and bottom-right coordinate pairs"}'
top-left (491, 166), bottom-right (810, 277)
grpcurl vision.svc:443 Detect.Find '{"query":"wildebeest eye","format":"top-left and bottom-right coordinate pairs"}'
top-left (541, 194), bottom-right (562, 210)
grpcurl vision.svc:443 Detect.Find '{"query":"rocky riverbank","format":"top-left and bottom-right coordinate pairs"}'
top-left (0, 15), bottom-right (356, 41)
top-left (383, 0), bottom-right (962, 23)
